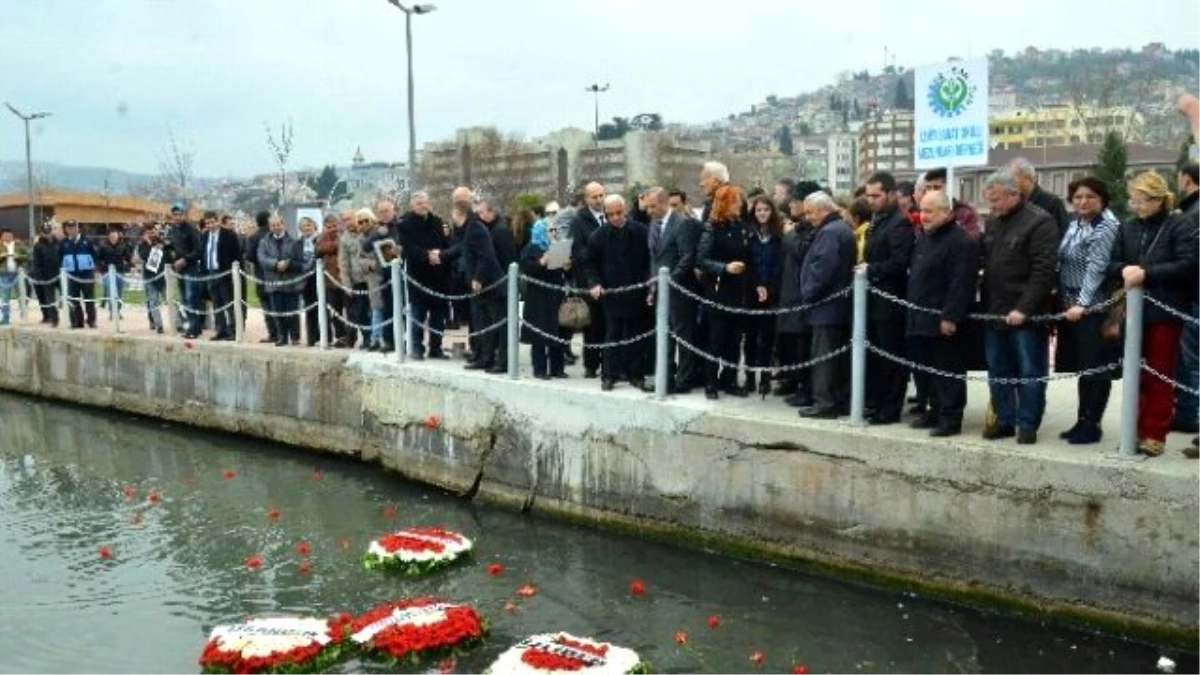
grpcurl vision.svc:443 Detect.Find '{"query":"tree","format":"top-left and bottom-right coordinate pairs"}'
top-left (766, 94), bottom-right (778, 107)
top-left (777, 125), bottom-right (794, 156)
top-left (1095, 131), bottom-right (1129, 219)
top-left (305, 164), bottom-right (351, 204)
top-left (892, 74), bottom-right (913, 110)
top-left (265, 119), bottom-right (295, 208)
top-left (796, 121), bottom-right (813, 136)
top-left (596, 116), bottom-right (633, 141)
top-left (155, 129), bottom-right (195, 201)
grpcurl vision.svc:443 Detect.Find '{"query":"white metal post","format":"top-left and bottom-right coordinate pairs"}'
top-left (16, 269), bottom-right (28, 322)
top-left (108, 271), bottom-right (121, 333)
top-left (507, 262), bottom-right (519, 379)
top-left (654, 266), bottom-right (670, 399)
top-left (164, 269), bottom-right (177, 336)
top-left (316, 259), bottom-right (329, 350)
top-left (391, 260), bottom-right (403, 362)
top-left (849, 267), bottom-right (868, 425)
top-left (1117, 288), bottom-right (1145, 458)
top-left (232, 262), bottom-right (245, 343)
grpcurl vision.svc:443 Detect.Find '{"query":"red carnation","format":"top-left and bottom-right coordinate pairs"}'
top-left (673, 631), bottom-right (688, 645)
top-left (246, 555), bottom-right (263, 570)
top-left (516, 584), bottom-right (538, 598)
top-left (147, 491), bottom-right (162, 505)
top-left (122, 485), bottom-right (137, 499)
top-left (267, 508), bottom-right (282, 521)
top-left (486, 563), bottom-right (505, 577)
top-left (438, 657), bottom-right (456, 674)
top-left (707, 614), bottom-right (721, 629)
top-left (750, 651), bottom-right (765, 667)
top-left (630, 579), bottom-right (646, 596)
top-left (295, 541), bottom-right (311, 557)
top-left (222, 469), bottom-right (236, 480)
top-left (99, 546), bottom-right (112, 560)
top-left (424, 415), bottom-right (442, 430)
top-left (298, 562), bottom-right (312, 575)
top-left (504, 600), bottom-right (519, 614)
top-left (185, 340), bottom-right (194, 350)
top-left (311, 469), bottom-right (324, 481)
top-left (792, 665), bottom-right (809, 674)
top-left (381, 505), bottom-right (397, 519)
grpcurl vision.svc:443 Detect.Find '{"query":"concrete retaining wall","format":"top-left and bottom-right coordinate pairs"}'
top-left (1, 328), bottom-right (1196, 643)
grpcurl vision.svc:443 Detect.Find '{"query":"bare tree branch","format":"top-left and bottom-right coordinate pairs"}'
top-left (265, 119), bottom-right (295, 208)
top-left (156, 129), bottom-right (195, 201)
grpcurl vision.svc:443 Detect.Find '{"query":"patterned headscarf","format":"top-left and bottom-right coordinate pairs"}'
top-left (530, 220), bottom-right (552, 252)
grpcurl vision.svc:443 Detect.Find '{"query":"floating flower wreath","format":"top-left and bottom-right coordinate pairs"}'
top-left (488, 633), bottom-right (651, 674)
top-left (363, 527), bottom-right (473, 576)
top-left (198, 615), bottom-right (350, 674)
top-left (349, 598), bottom-right (487, 668)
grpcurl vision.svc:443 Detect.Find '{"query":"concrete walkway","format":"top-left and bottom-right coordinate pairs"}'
top-left (6, 296), bottom-right (1198, 465)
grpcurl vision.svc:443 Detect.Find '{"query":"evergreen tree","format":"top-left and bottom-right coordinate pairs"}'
top-left (1095, 131), bottom-right (1129, 218)
top-left (778, 125), bottom-right (794, 156)
top-left (305, 164), bottom-right (350, 203)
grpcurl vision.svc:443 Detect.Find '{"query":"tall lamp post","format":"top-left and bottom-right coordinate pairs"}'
top-left (384, 1), bottom-right (437, 190)
top-left (585, 83), bottom-right (609, 145)
top-left (4, 103), bottom-right (52, 241)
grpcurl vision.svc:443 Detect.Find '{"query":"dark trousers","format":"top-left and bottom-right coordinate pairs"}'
top-left (811, 324), bottom-right (849, 411)
top-left (302, 276), bottom-right (319, 345)
top-left (706, 311), bottom-right (742, 390)
top-left (206, 275), bottom-right (234, 337)
top-left (1174, 300), bottom-right (1199, 426)
top-left (472, 291), bottom-right (506, 367)
top-left (409, 297), bottom-right (447, 356)
top-left (67, 278), bottom-right (96, 328)
top-left (1076, 377), bottom-right (1112, 428)
top-left (603, 314), bottom-right (645, 382)
top-left (35, 282), bottom-right (58, 323)
top-left (381, 270), bottom-right (394, 344)
top-left (582, 299), bottom-right (606, 373)
top-left (349, 286), bottom-right (370, 346)
top-left (777, 329), bottom-right (813, 400)
top-left (531, 343), bottom-right (565, 376)
top-left (265, 292), bottom-right (300, 343)
top-left (910, 335), bottom-right (967, 426)
top-left (742, 313), bottom-right (776, 372)
top-left (866, 320), bottom-right (908, 418)
top-left (670, 288), bottom-right (701, 388)
top-left (239, 274), bottom-right (249, 324)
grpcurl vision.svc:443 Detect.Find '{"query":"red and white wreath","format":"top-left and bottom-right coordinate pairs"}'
top-left (349, 598), bottom-right (487, 667)
top-left (198, 615), bottom-right (349, 674)
top-left (488, 632), bottom-right (650, 674)
top-left (362, 527), bottom-right (473, 575)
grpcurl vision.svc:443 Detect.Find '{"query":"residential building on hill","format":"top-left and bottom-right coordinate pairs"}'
top-left (989, 105), bottom-right (1145, 150)
top-left (858, 110), bottom-right (917, 181)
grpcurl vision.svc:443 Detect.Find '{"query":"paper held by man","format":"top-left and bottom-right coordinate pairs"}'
top-left (544, 239), bottom-right (572, 270)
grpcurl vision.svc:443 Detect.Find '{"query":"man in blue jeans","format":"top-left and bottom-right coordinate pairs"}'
top-left (979, 171), bottom-right (1059, 444)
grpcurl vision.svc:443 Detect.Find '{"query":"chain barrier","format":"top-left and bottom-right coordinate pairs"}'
top-left (176, 268), bottom-right (236, 284)
top-left (63, 295), bottom-right (102, 305)
top-left (864, 341), bottom-right (1122, 385)
top-left (867, 286), bottom-right (1123, 323)
top-left (255, 300), bottom-right (321, 317)
top-left (1142, 293), bottom-right (1200, 326)
top-left (467, 316), bottom-right (508, 339)
top-left (236, 266), bottom-right (317, 288)
top-left (520, 318), bottom-right (655, 350)
top-left (404, 272), bottom-right (506, 301)
top-left (322, 271), bottom-right (391, 296)
top-left (328, 307), bottom-right (395, 331)
top-left (667, 279), bottom-right (852, 316)
top-left (25, 274), bottom-right (61, 286)
top-left (172, 299), bottom-right (238, 316)
top-left (1141, 360), bottom-right (1200, 397)
top-left (672, 331), bottom-right (851, 374)
top-left (519, 273), bottom-right (654, 297)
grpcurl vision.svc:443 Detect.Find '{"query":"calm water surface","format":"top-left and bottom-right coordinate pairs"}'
top-left (0, 393), bottom-right (1194, 674)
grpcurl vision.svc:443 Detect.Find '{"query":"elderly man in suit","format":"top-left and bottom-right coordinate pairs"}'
top-left (643, 186), bottom-right (703, 393)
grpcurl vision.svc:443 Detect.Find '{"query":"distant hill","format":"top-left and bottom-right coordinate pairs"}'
top-left (0, 161), bottom-right (161, 196)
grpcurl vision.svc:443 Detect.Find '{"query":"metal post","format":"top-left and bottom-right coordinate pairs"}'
top-left (164, 269), bottom-right (178, 336)
top-left (945, 165), bottom-right (956, 201)
top-left (316, 259), bottom-right (329, 349)
top-left (24, 119), bottom-right (34, 241)
top-left (108, 271), bottom-right (120, 334)
top-left (58, 270), bottom-right (68, 317)
top-left (405, 10), bottom-right (418, 190)
top-left (654, 266), bottom-right (670, 399)
top-left (391, 260), bottom-right (404, 362)
top-left (1118, 288), bottom-right (1145, 458)
top-left (849, 267), bottom-right (868, 425)
top-left (232, 262), bottom-right (245, 343)
top-left (16, 269), bottom-right (28, 322)
top-left (506, 261), bottom-right (519, 379)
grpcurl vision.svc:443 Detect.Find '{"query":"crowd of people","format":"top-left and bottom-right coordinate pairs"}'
top-left (2, 157), bottom-right (1197, 458)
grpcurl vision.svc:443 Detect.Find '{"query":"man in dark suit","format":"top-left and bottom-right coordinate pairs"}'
top-left (458, 201), bottom-right (506, 374)
top-left (200, 210), bottom-right (241, 341)
top-left (1007, 157), bottom-right (1070, 238)
top-left (569, 181), bottom-right (608, 378)
top-left (398, 191), bottom-right (451, 359)
top-left (861, 172), bottom-right (915, 424)
top-left (645, 186), bottom-right (702, 393)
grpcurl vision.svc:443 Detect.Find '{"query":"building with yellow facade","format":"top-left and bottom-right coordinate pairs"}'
top-left (989, 105), bottom-right (1144, 150)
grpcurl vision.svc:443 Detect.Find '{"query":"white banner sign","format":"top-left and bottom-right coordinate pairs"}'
top-left (913, 58), bottom-right (990, 169)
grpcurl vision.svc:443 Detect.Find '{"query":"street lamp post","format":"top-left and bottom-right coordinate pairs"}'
top-left (385, 1), bottom-right (437, 190)
top-left (5, 103), bottom-right (52, 241)
top-left (585, 83), bottom-right (610, 145)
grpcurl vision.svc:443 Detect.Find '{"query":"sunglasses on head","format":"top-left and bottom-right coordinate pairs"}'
top-left (358, 219), bottom-right (371, 225)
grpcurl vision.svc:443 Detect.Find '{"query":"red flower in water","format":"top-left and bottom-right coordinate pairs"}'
top-left (486, 563), bottom-right (505, 577)
top-left (750, 651), bottom-right (765, 667)
top-left (381, 505), bottom-right (397, 519)
top-left (122, 485), bottom-right (137, 500)
top-left (707, 614), bottom-right (721, 629)
top-left (267, 508), bottom-right (282, 521)
top-left (147, 491), bottom-right (162, 505)
top-left (438, 657), bottom-right (456, 674)
top-left (504, 600), bottom-right (519, 614)
top-left (673, 631), bottom-right (688, 645)
top-left (424, 415), bottom-right (442, 430)
top-left (516, 584), bottom-right (538, 598)
top-left (311, 469), bottom-right (324, 481)
top-left (630, 579), bottom-right (646, 596)
top-left (222, 469), bottom-right (236, 480)
top-left (246, 556), bottom-right (263, 570)
top-left (298, 562), bottom-right (312, 575)
top-left (295, 541), bottom-right (311, 557)
top-left (99, 546), bottom-right (112, 560)
top-left (792, 665), bottom-right (809, 674)
top-left (185, 340), bottom-right (194, 350)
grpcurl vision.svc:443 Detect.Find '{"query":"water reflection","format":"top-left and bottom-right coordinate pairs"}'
top-left (0, 392), bottom-right (1193, 674)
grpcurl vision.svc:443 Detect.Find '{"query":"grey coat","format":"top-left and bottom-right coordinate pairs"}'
top-left (256, 233), bottom-right (305, 294)
top-left (339, 230), bottom-right (383, 309)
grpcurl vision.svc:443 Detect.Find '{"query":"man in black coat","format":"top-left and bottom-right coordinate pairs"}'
top-left (398, 191), bottom-right (451, 359)
top-left (861, 171), bottom-right (916, 424)
top-left (906, 191), bottom-right (978, 437)
top-left (30, 224), bottom-right (61, 326)
top-left (645, 187), bottom-right (702, 393)
top-left (1008, 157), bottom-right (1070, 238)
top-left (584, 194), bottom-right (652, 391)
top-left (457, 202), bottom-right (506, 374)
top-left (167, 204), bottom-right (204, 337)
top-left (569, 182), bottom-right (609, 378)
top-left (798, 192), bottom-right (856, 418)
top-left (200, 210), bottom-right (241, 340)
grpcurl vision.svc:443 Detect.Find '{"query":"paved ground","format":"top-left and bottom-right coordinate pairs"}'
top-left (5, 295), bottom-right (1198, 466)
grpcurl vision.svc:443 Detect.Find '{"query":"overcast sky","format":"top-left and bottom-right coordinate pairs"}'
top-left (2, 0), bottom-right (1197, 178)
